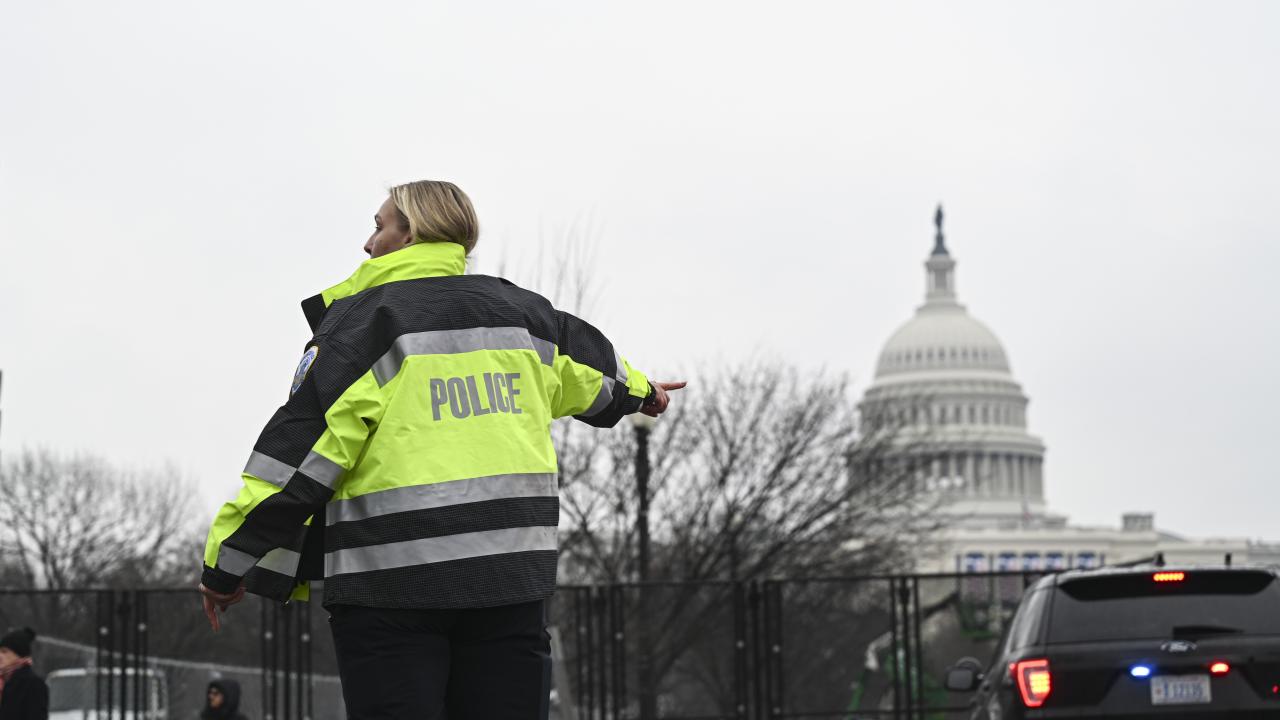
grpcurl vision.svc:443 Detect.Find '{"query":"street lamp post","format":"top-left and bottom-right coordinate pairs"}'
top-left (630, 412), bottom-right (657, 720)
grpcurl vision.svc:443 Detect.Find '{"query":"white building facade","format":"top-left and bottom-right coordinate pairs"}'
top-left (861, 209), bottom-right (1280, 572)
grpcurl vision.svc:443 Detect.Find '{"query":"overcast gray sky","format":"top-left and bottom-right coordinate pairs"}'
top-left (2, 1), bottom-right (1277, 541)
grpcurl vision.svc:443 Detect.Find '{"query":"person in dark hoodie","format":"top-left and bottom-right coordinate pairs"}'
top-left (200, 679), bottom-right (247, 720)
top-left (0, 627), bottom-right (47, 720)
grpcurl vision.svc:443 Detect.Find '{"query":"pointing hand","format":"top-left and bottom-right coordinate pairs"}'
top-left (641, 381), bottom-right (687, 417)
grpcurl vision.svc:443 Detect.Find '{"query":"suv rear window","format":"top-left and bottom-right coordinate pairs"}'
top-left (1047, 570), bottom-right (1280, 643)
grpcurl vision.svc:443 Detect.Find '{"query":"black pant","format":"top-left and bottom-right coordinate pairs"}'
top-left (328, 600), bottom-right (551, 719)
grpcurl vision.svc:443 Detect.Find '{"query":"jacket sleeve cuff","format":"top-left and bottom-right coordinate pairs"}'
top-left (642, 381), bottom-right (657, 405)
top-left (201, 565), bottom-right (242, 594)
top-left (623, 391), bottom-right (646, 416)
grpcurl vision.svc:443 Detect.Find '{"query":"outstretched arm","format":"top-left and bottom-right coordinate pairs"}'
top-left (549, 310), bottom-right (684, 425)
top-left (200, 336), bottom-right (385, 629)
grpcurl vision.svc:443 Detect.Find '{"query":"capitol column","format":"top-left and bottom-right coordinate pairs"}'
top-left (977, 450), bottom-right (988, 497)
top-left (985, 453), bottom-right (995, 495)
top-left (989, 453), bottom-right (1000, 496)
top-left (990, 452), bottom-right (1001, 496)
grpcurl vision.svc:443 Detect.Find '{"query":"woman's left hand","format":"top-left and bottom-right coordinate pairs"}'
top-left (198, 583), bottom-right (246, 632)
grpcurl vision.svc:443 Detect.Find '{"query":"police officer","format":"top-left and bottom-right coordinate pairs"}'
top-left (198, 180), bottom-right (683, 719)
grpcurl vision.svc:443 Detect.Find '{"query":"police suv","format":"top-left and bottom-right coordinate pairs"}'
top-left (945, 565), bottom-right (1280, 718)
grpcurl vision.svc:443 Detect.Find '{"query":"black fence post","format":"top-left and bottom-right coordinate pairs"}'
top-left (637, 583), bottom-right (655, 720)
top-left (599, 587), bottom-right (615, 719)
top-left (95, 590), bottom-right (108, 719)
top-left (262, 600), bottom-right (278, 720)
top-left (302, 601), bottom-right (314, 720)
top-left (286, 603), bottom-right (295, 720)
top-left (762, 581), bottom-right (784, 720)
top-left (119, 592), bottom-right (129, 719)
top-left (887, 578), bottom-right (900, 720)
top-left (895, 578), bottom-right (915, 720)
top-left (260, 600), bottom-right (269, 720)
top-left (133, 591), bottom-right (147, 716)
top-left (120, 591), bottom-right (128, 720)
top-left (732, 581), bottom-right (748, 719)
top-left (610, 584), bottom-right (627, 720)
top-left (748, 582), bottom-right (764, 720)
top-left (572, 588), bottom-right (587, 718)
top-left (106, 590), bottom-right (118, 720)
top-left (760, 581), bottom-right (772, 720)
top-left (911, 579), bottom-right (924, 720)
top-left (585, 587), bottom-right (598, 719)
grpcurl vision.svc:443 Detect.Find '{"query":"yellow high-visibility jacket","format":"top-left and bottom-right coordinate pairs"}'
top-left (202, 241), bottom-right (651, 608)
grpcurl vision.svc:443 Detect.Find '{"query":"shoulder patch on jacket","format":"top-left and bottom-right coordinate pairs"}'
top-left (291, 346), bottom-right (319, 396)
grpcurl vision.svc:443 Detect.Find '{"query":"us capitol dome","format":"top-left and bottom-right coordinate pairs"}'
top-left (861, 207), bottom-right (1048, 530)
top-left (860, 207), bottom-right (1280, 572)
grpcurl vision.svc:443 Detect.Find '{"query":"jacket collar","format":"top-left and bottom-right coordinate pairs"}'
top-left (301, 242), bottom-right (467, 331)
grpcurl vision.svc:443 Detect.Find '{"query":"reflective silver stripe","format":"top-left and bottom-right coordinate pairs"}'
top-left (217, 545), bottom-right (258, 576)
top-left (372, 327), bottom-right (556, 386)
top-left (531, 336), bottom-right (556, 366)
top-left (256, 548), bottom-right (302, 576)
top-left (299, 451), bottom-right (344, 489)
top-left (243, 451), bottom-right (295, 488)
top-left (615, 351), bottom-right (629, 384)
top-left (327, 473), bottom-right (558, 526)
top-left (580, 375), bottom-right (615, 417)
top-left (326, 525), bottom-right (557, 576)
top-left (245, 450), bottom-right (343, 490)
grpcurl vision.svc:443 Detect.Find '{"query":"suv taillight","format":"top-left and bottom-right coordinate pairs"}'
top-left (1013, 658), bottom-right (1052, 708)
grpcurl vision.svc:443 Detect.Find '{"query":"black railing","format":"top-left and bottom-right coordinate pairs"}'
top-left (0, 571), bottom-right (1043, 720)
top-left (552, 572), bottom-right (1044, 720)
top-left (0, 588), bottom-right (327, 720)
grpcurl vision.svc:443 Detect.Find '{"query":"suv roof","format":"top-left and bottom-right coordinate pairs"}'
top-left (1032, 563), bottom-right (1279, 589)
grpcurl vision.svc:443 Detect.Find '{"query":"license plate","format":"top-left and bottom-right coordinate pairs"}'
top-left (1151, 675), bottom-right (1212, 705)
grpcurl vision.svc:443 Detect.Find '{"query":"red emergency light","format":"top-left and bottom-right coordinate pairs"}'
top-left (1013, 658), bottom-right (1052, 708)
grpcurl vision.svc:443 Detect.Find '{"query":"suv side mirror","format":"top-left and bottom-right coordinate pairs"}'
top-left (944, 657), bottom-right (985, 692)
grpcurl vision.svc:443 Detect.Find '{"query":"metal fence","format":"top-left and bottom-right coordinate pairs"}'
top-left (550, 572), bottom-right (1044, 720)
top-left (0, 588), bottom-right (342, 720)
top-left (0, 572), bottom-right (1040, 720)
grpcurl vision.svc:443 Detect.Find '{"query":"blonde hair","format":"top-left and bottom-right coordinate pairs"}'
top-left (388, 180), bottom-right (479, 255)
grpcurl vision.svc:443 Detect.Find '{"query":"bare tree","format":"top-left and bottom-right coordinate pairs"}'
top-left (0, 449), bottom-right (198, 590)
top-left (552, 361), bottom-right (944, 713)
top-left (559, 362), bottom-right (940, 585)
